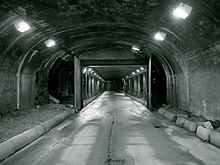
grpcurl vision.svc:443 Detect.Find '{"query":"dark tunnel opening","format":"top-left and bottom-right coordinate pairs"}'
top-left (49, 58), bottom-right (74, 104)
top-left (151, 56), bottom-right (167, 109)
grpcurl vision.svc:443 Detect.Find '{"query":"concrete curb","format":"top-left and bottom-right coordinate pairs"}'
top-left (176, 117), bottom-right (187, 127)
top-left (196, 126), bottom-right (211, 141)
top-left (210, 131), bottom-right (220, 148)
top-left (158, 108), bottom-right (166, 116)
top-left (157, 108), bottom-right (177, 122)
top-left (0, 110), bottom-right (73, 162)
top-left (164, 111), bottom-right (177, 122)
top-left (157, 107), bottom-right (220, 148)
top-left (183, 120), bottom-right (197, 132)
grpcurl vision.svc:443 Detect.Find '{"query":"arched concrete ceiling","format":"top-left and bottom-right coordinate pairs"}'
top-left (0, 0), bottom-right (220, 79)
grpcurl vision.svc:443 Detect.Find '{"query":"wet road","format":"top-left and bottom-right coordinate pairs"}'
top-left (2, 91), bottom-right (220, 165)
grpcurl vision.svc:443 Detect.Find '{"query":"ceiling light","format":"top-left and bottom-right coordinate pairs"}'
top-left (91, 70), bottom-right (94, 73)
top-left (45, 39), bottom-right (56, 47)
top-left (154, 31), bottom-right (166, 41)
top-left (126, 76), bottom-right (129, 78)
top-left (132, 72), bottom-right (135, 75)
top-left (173, 3), bottom-right (192, 19)
top-left (140, 66), bottom-right (144, 70)
top-left (83, 67), bottom-right (87, 73)
top-left (132, 45), bottom-right (140, 52)
top-left (15, 20), bottom-right (30, 32)
top-left (136, 69), bottom-right (140, 73)
top-left (88, 68), bottom-right (92, 72)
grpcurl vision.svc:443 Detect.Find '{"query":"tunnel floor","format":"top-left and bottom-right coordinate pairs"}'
top-left (2, 91), bottom-right (220, 165)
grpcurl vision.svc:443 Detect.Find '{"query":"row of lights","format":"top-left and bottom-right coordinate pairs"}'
top-left (123, 66), bottom-right (146, 81)
top-left (132, 2), bottom-right (192, 52)
top-left (14, 20), bottom-right (56, 48)
top-left (15, 3), bottom-right (191, 49)
top-left (83, 67), bottom-right (105, 82)
top-left (15, 19), bottom-right (105, 82)
top-left (154, 2), bottom-right (192, 41)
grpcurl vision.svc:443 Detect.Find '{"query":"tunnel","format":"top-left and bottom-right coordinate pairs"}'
top-left (0, 0), bottom-right (220, 164)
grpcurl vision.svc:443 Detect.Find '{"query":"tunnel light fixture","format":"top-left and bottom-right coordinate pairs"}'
top-left (132, 45), bottom-right (140, 52)
top-left (88, 68), bottom-right (92, 72)
top-left (140, 66), bottom-right (144, 71)
top-left (83, 67), bottom-right (87, 73)
top-left (173, 3), bottom-right (192, 19)
top-left (132, 72), bottom-right (135, 75)
top-left (15, 20), bottom-right (30, 32)
top-left (154, 31), bottom-right (166, 41)
top-left (91, 70), bottom-right (94, 73)
top-left (136, 69), bottom-right (140, 73)
top-left (45, 39), bottom-right (56, 47)
top-left (126, 76), bottom-right (129, 78)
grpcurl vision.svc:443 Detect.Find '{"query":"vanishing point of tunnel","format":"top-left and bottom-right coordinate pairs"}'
top-left (0, 0), bottom-right (220, 165)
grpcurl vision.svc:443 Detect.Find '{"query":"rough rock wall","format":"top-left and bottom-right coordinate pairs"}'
top-left (34, 68), bottom-right (49, 106)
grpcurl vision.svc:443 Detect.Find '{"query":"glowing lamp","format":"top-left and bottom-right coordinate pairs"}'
top-left (45, 39), bottom-right (56, 47)
top-left (132, 45), bottom-right (140, 52)
top-left (15, 21), bottom-right (30, 32)
top-left (154, 31), bottom-right (166, 41)
top-left (173, 3), bottom-right (192, 19)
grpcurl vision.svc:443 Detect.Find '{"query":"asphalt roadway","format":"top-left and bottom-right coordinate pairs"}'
top-left (2, 91), bottom-right (220, 165)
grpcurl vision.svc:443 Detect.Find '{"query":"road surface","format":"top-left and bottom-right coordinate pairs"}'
top-left (1, 91), bottom-right (220, 165)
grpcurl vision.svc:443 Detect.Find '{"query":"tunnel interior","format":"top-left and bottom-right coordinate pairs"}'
top-left (1, 1), bottom-right (220, 164)
top-left (0, 0), bottom-right (219, 122)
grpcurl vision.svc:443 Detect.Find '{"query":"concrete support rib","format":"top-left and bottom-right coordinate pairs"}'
top-left (74, 56), bottom-right (82, 110)
top-left (143, 68), bottom-right (148, 102)
top-left (85, 71), bottom-right (88, 99)
top-left (16, 50), bottom-right (38, 110)
top-left (148, 54), bottom-right (152, 110)
top-left (137, 74), bottom-right (141, 97)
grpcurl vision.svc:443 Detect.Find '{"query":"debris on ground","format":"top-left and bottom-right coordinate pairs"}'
top-left (65, 104), bottom-right (74, 109)
top-left (36, 105), bottom-right (41, 109)
top-left (0, 104), bottom-right (72, 143)
top-left (201, 121), bottom-right (214, 130)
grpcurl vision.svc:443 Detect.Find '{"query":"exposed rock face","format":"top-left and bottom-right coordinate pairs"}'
top-left (34, 68), bottom-right (49, 105)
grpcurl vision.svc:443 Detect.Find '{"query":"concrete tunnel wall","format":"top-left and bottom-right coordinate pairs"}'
top-left (0, 41), bottom-right (220, 121)
top-left (0, 1), bottom-right (220, 121)
top-left (176, 42), bottom-right (220, 120)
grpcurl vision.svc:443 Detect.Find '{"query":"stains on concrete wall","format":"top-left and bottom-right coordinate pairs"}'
top-left (175, 40), bottom-right (220, 120)
top-left (20, 73), bottom-right (36, 109)
top-left (0, 68), bottom-right (16, 114)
